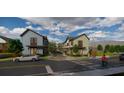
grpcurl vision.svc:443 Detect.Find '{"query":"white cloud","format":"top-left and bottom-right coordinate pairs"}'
top-left (0, 26), bottom-right (9, 34)
top-left (78, 30), bottom-right (96, 36)
top-left (108, 24), bottom-right (124, 41)
top-left (22, 17), bottom-right (124, 29)
top-left (50, 31), bottom-right (68, 36)
top-left (21, 17), bottom-right (124, 39)
top-left (87, 30), bottom-right (112, 41)
top-left (47, 35), bottom-right (63, 43)
top-left (118, 24), bottom-right (124, 31)
top-left (97, 18), bottom-right (124, 27)
top-left (21, 17), bottom-right (96, 33)
top-left (0, 26), bottom-right (26, 39)
top-left (86, 17), bottom-right (124, 28)
top-left (10, 28), bottom-right (26, 35)
top-left (26, 25), bottom-right (43, 31)
top-left (26, 21), bottom-right (31, 25)
top-left (89, 31), bottom-right (107, 38)
top-left (2, 17), bottom-right (124, 42)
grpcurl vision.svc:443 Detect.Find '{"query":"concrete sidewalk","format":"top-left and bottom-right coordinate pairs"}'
top-left (56, 66), bottom-right (124, 76)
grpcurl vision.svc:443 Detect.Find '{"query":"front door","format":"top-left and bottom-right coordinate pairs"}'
top-left (31, 48), bottom-right (37, 55)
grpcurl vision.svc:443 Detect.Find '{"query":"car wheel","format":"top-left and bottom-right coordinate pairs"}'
top-left (32, 58), bottom-right (36, 62)
top-left (15, 59), bottom-right (19, 62)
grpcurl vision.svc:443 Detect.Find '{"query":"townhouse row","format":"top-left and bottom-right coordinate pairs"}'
top-left (0, 29), bottom-right (90, 56)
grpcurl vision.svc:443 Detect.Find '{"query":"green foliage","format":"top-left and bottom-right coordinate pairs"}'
top-left (97, 44), bottom-right (103, 51)
top-left (97, 51), bottom-right (113, 56)
top-left (119, 45), bottom-right (124, 52)
top-left (57, 43), bottom-right (63, 52)
top-left (72, 44), bottom-right (79, 55)
top-left (114, 45), bottom-right (121, 53)
top-left (97, 44), bottom-right (124, 56)
top-left (104, 44), bottom-right (110, 52)
top-left (8, 39), bottom-right (23, 54)
top-left (48, 42), bottom-right (57, 54)
top-left (104, 45), bottom-right (124, 53)
top-left (109, 45), bottom-right (115, 53)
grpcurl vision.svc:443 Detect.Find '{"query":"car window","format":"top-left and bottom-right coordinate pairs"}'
top-left (121, 54), bottom-right (124, 56)
top-left (23, 55), bottom-right (30, 57)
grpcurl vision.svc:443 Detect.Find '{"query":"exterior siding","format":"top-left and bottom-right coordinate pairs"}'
top-left (63, 35), bottom-right (89, 55)
top-left (63, 39), bottom-right (73, 48)
top-left (0, 38), bottom-right (9, 52)
top-left (73, 36), bottom-right (89, 55)
top-left (21, 31), bottom-right (43, 55)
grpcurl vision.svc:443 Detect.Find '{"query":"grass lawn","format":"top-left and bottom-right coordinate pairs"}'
top-left (66, 56), bottom-right (89, 61)
top-left (80, 56), bottom-right (89, 61)
top-left (0, 58), bottom-right (12, 62)
top-left (97, 51), bottom-right (114, 56)
top-left (40, 56), bottom-right (49, 60)
top-left (0, 56), bottom-right (50, 62)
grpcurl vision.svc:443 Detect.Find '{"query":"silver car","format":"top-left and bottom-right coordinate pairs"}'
top-left (13, 55), bottom-right (40, 62)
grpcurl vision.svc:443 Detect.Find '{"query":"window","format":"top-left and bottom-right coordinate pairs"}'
top-left (43, 40), bottom-right (48, 45)
top-left (30, 37), bottom-right (37, 46)
top-left (71, 41), bottom-right (73, 45)
top-left (67, 43), bottom-right (69, 46)
top-left (78, 40), bottom-right (83, 47)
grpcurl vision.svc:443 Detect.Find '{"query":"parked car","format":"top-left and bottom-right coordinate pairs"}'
top-left (119, 54), bottom-right (124, 61)
top-left (13, 55), bottom-right (40, 62)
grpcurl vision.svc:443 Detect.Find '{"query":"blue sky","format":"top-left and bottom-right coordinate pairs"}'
top-left (0, 17), bottom-right (124, 42)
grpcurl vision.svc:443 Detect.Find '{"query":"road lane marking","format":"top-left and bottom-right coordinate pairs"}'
top-left (45, 65), bottom-right (54, 74)
top-left (0, 64), bottom-right (45, 69)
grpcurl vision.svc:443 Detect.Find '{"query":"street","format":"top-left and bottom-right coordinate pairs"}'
top-left (0, 56), bottom-right (124, 76)
top-left (0, 59), bottom-right (89, 76)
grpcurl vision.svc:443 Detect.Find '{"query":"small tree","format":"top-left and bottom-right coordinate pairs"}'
top-left (114, 45), bottom-right (120, 53)
top-left (104, 44), bottom-right (110, 53)
top-left (48, 42), bottom-right (57, 55)
top-left (120, 45), bottom-right (124, 52)
top-left (8, 39), bottom-right (23, 55)
top-left (97, 44), bottom-right (103, 51)
top-left (109, 45), bottom-right (115, 53)
top-left (72, 44), bottom-right (79, 55)
top-left (57, 43), bottom-right (63, 52)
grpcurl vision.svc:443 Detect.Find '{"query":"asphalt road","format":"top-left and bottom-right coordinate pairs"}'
top-left (0, 60), bottom-right (89, 76)
top-left (0, 57), bottom-right (124, 76)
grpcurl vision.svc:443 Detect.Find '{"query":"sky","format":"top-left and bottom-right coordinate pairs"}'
top-left (0, 17), bottom-right (124, 43)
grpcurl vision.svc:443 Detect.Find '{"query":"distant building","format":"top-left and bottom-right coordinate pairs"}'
top-left (63, 34), bottom-right (90, 55)
top-left (0, 35), bottom-right (12, 52)
top-left (20, 29), bottom-right (48, 55)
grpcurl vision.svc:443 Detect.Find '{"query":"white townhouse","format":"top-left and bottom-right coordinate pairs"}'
top-left (20, 29), bottom-right (48, 55)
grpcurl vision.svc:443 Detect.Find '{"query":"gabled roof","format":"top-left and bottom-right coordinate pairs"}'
top-left (0, 35), bottom-right (12, 42)
top-left (63, 36), bottom-right (73, 44)
top-left (63, 34), bottom-right (90, 44)
top-left (73, 34), bottom-right (90, 40)
top-left (20, 29), bottom-right (44, 37)
top-left (20, 29), bottom-right (48, 40)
